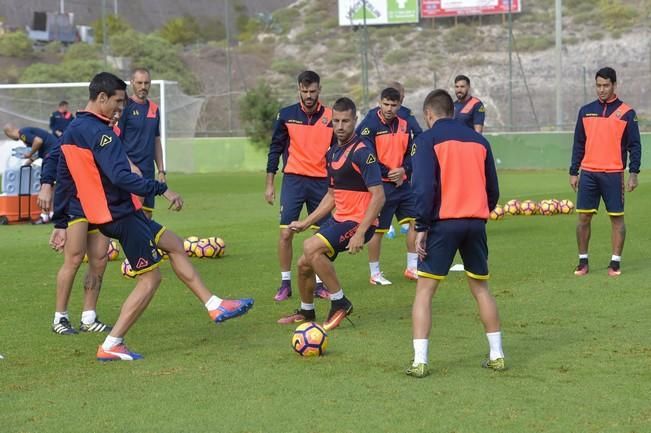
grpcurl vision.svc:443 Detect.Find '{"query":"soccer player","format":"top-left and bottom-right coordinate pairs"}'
top-left (265, 71), bottom-right (333, 301)
top-left (115, 67), bottom-right (166, 218)
top-left (38, 132), bottom-right (113, 335)
top-left (407, 89), bottom-right (503, 378)
top-left (376, 81), bottom-right (423, 237)
top-left (569, 67), bottom-right (641, 277)
top-left (277, 97), bottom-right (385, 331)
top-left (356, 87), bottom-right (418, 285)
top-left (3, 124), bottom-right (57, 165)
top-left (49, 100), bottom-right (74, 137)
top-left (386, 80), bottom-right (423, 139)
top-left (453, 75), bottom-right (485, 133)
top-left (52, 72), bottom-right (253, 361)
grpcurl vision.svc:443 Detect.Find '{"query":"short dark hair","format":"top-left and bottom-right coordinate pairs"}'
top-left (332, 97), bottom-right (356, 117)
top-left (58, 100), bottom-right (69, 106)
top-left (595, 67), bottom-right (617, 83)
top-left (131, 67), bottom-right (151, 78)
top-left (297, 70), bottom-right (320, 87)
top-left (454, 75), bottom-right (470, 86)
top-left (89, 72), bottom-right (127, 101)
top-left (423, 89), bottom-right (454, 118)
top-left (380, 87), bottom-right (401, 102)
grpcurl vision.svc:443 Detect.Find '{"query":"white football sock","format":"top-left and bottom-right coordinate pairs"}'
top-left (315, 274), bottom-right (323, 284)
top-left (407, 252), bottom-right (418, 270)
top-left (413, 339), bottom-right (428, 365)
top-left (102, 335), bottom-right (123, 350)
top-left (369, 261), bottom-right (381, 276)
top-left (329, 289), bottom-right (344, 301)
top-left (204, 295), bottom-right (223, 311)
top-left (300, 302), bottom-right (315, 311)
top-left (611, 255), bottom-right (621, 262)
top-left (579, 254), bottom-right (588, 259)
top-left (81, 310), bottom-right (97, 325)
top-left (53, 311), bottom-right (68, 325)
top-left (281, 271), bottom-right (291, 281)
top-left (486, 331), bottom-right (504, 360)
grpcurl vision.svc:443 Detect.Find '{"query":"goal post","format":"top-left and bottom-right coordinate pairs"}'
top-left (0, 80), bottom-right (203, 171)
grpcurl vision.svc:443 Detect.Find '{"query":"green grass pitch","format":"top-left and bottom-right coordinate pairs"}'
top-left (1, 170), bottom-right (650, 433)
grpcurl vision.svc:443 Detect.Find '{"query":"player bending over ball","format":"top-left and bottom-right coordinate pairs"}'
top-left (277, 97), bottom-right (385, 331)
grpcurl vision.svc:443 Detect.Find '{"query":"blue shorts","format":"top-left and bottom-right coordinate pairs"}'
top-left (279, 173), bottom-right (329, 227)
top-left (376, 181), bottom-right (417, 232)
top-left (576, 170), bottom-right (624, 215)
top-left (68, 216), bottom-right (99, 234)
top-left (418, 219), bottom-right (489, 280)
top-left (315, 216), bottom-right (376, 261)
top-left (99, 211), bottom-right (165, 275)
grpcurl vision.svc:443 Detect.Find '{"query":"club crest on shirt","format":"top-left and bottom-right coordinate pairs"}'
top-left (99, 134), bottom-right (112, 147)
top-left (478, 106), bottom-right (486, 113)
top-left (366, 154), bottom-right (376, 164)
top-left (321, 116), bottom-right (329, 125)
top-left (411, 143), bottom-right (416, 156)
top-left (615, 110), bottom-right (623, 118)
top-left (361, 127), bottom-right (370, 136)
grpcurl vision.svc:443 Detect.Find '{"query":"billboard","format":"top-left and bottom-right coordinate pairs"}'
top-left (338, 0), bottom-right (419, 26)
top-left (421, 0), bottom-right (522, 18)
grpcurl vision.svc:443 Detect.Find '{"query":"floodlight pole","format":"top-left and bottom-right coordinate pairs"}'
top-left (159, 80), bottom-right (167, 170)
top-left (102, 0), bottom-right (108, 67)
top-left (555, 0), bottom-right (562, 130)
top-left (225, 0), bottom-right (233, 135)
top-left (508, 0), bottom-right (513, 131)
top-left (361, 0), bottom-right (369, 110)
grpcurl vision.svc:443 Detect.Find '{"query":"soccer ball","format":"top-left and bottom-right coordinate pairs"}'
top-left (538, 200), bottom-right (555, 216)
top-left (503, 199), bottom-right (521, 215)
top-left (520, 200), bottom-right (538, 216)
top-left (292, 322), bottom-right (328, 357)
top-left (120, 259), bottom-right (136, 279)
top-left (559, 199), bottom-right (575, 214)
top-left (208, 236), bottom-right (226, 258)
top-left (193, 238), bottom-right (216, 258)
top-left (184, 236), bottom-right (199, 257)
top-left (550, 199), bottom-right (561, 214)
top-left (107, 239), bottom-right (120, 261)
top-left (490, 205), bottom-right (505, 220)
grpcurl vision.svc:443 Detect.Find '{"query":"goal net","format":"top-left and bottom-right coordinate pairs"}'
top-left (0, 80), bottom-right (204, 172)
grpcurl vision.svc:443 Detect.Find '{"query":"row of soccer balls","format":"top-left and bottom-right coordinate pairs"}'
top-left (490, 199), bottom-right (575, 220)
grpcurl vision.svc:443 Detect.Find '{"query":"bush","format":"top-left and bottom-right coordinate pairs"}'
top-left (514, 34), bottom-right (554, 52)
top-left (270, 59), bottom-right (306, 76)
top-left (598, 0), bottom-right (637, 33)
top-left (239, 82), bottom-right (282, 149)
top-left (383, 49), bottom-right (410, 65)
top-left (92, 15), bottom-right (131, 45)
top-left (0, 31), bottom-right (33, 58)
top-left (272, 7), bottom-right (301, 34)
top-left (63, 43), bottom-right (101, 62)
top-left (20, 59), bottom-right (112, 83)
top-left (159, 16), bottom-right (201, 46)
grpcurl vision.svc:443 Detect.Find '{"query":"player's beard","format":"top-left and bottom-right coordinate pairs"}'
top-left (456, 91), bottom-right (466, 101)
top-left (301, 96), bottom-right (316, 109)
